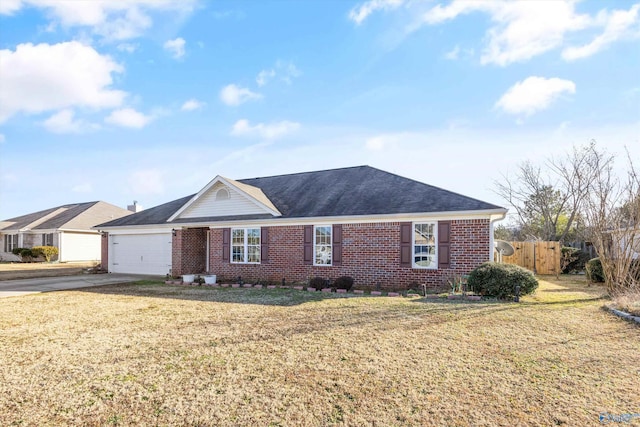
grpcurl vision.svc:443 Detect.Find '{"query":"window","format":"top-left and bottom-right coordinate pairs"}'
top-left (314, 225), bottom-right (332, 265)
top-left (42, 233), bottom-right (54, 246)
top-left (413, 223), bottom-right (437, 269)
top-left (231, 228), bottom-right (260, 263)
top-left (3, 234), bottom-right (18, 252)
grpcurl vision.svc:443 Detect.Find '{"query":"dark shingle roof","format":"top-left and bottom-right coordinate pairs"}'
top-left (98, 195), bottom-right (195, 227)
top-left (97, 166), bottom-right (504, 228)
top-left (36, 202), bottom-right (100, 229)
top-left (240, 166), bottom-right (502, 217)
top-left (1, 201), bottom-right (133, 231)
top-left (1, 202), bottom-right (98, 231)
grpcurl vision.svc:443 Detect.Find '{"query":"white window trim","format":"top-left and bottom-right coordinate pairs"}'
top-left (230, 227), bottom-right (261, 264)
top-left (412, 222), bottom-right (438, 269)
top-left (313, 225), bottom-right (332, 266)
top-left (4, 234), bottom-right (18, 253)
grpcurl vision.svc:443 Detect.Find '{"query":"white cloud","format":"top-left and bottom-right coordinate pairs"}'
top-left (0, 0), bottom-right (21, 15)
top-left (444, 45), bottom-right (460, 60)
top-left (117, 43), bottom-right (138, 53)
top-left (0, 42), bottom-right (126, 123)
top-left (181, 99), bottom-right (205, 111)
top-left (219, 84), bottom-right (262, 106)
top-left (365, 134), bottom-right (401, 151)
top-left (256, 69), bottom-right (276, 87)
top-left (256, 60), bottom-right (302, 87)
top-left (129, 169), bottom-right (164, 195)
top-left (349, 0), bottom-right (405, 25)
top-left (105, 107), bottom-right (152, 128)
top-left (163, 37), bottom-right (185, 59)
top-left (495, 76), bottom-right (576, 117)
top-left (563, 4), bottom-right (640, 61)
top-left (1, 0), bottom-right (198, 41)
top-left (424, 1), bottom-right (591, 66)
top-left (72, 182), bottom-right (93, 193)
top-left (42, 109), bottom-right (98, 134)
top-left (231, 119), bottom-right (300, 139)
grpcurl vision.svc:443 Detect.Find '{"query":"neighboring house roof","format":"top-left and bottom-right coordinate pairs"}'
top-left (97, 166), bottom-right (506, 228)
top-left (0, 201), bottom-right (132, 232)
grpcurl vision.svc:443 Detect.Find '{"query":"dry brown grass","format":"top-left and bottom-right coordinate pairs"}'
top-left (1, 276), bottom-right (638, 426)
top-left (610, 291), bottom-right (640, 317)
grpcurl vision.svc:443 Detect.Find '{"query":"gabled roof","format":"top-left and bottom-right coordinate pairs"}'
top-left (167, 175), bottom-right (281, 222)
top-left (1, 201), bottom-right (132, 232)
top-left (97, 166), bottom-right (506, 228)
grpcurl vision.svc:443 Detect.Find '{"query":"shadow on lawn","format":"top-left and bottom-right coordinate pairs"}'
top-left (78, 281), bottom-right (376, 307)
top-left (78, 279), bottom-right (607, 310)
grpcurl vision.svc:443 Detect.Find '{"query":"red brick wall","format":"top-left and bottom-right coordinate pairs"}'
top-left (172, 228), bottom-right (207, 276)
top-left (100, 233), bottom-right (108, 269)
top-left (206, 220), bottom-right (490, 290)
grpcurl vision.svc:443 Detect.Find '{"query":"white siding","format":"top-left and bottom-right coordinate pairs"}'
top-left (179, 182), bottom-right (266, 218)
top-left (59, 232), bottom-right (101, 262)
top-left (110, 233), bottom-right (172, 275)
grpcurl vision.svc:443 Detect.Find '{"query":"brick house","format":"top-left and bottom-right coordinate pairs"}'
top-left (1, 201), bottom-right (132, 262)
top-left (96, 166), bottom-right (507, 289)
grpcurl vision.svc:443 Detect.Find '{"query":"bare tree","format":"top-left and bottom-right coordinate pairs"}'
top-left (582, 146), bottom-right (640, 294)
top-left (494, 142), bottom-right (598, 243)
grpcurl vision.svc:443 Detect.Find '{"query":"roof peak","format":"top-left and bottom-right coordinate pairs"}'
top-left (238, 165), bottom-right (371, 181)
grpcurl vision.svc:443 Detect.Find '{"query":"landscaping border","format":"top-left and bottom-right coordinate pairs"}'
top-left (602, 305), bottom-right (640, 325)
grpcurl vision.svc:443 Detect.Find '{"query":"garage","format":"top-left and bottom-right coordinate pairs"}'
top-left (59, 232), bottom-right (101, 262)
top-left (110, 233), bottom-right (172, 275)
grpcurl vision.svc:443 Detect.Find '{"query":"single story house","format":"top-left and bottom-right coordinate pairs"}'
top-left (96, 166), bottom-right (507, 289)
top-left (1, 201), bottom-right (133, 262)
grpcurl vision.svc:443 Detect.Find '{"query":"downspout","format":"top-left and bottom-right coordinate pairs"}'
top-left (489, 212), bottom-right (507, 262)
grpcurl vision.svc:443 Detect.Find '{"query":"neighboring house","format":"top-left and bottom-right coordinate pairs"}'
top-left (96, 166), bottom-right (507, 288)
top-left (0, 201), bottom-right (133, 262)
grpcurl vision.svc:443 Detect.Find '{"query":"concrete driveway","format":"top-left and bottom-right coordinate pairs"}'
top-left (0, 274), bottom-right (159, 298)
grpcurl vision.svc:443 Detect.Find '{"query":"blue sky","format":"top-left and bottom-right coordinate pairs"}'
top-left (1, 0), bottom-right (639, 221)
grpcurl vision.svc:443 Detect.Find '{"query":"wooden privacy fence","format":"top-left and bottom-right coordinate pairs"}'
top-left (501, 241), bottom-right (561, 275)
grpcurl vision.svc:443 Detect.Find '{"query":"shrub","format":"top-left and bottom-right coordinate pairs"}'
top-left (31, 246), bottom-right (58, 262)
top-left (467, 262), bottom-right (538, 299)
top-left (11, 248), bottom-right (34, 262)
top-left (333, 276), bottom-right (354, 291)
top-left (308, 276), bottom-right (326, 289)
top-left (585, 258), bottom-right (605, 283)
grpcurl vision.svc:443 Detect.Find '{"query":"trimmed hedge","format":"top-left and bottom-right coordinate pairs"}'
top-left (585, 258), bottom-right (605, 283)
top-left (308, 276), bottom-right (326, 289)
top-left (468, 262), bottom-right (538, 299)
top-left (333, 276), bottom-right (354, 291)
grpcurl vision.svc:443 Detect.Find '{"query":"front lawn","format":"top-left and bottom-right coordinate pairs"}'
top-left (0, 276), bottom-right (637, 426)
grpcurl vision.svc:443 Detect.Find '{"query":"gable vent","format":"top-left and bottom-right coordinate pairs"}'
top-left (216, 188), bottom-right (230, 201)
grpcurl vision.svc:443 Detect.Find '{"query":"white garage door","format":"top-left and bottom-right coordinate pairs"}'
top-left (110, 233), bottom-right (172, 275)
top-left (60, 232), bottom-right (101, 262)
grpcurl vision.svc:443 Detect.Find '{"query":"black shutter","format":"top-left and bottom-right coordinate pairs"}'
top-left (303, 225), bottom-right (313, 265)
top-left (332, 224), bottom-right (342, 266)
top-left (261, 227), bottom-right (269, 263)
top-left (222, 228), bottom-right (230, 262)
top-left (438, 221), bottom-right (451, 269)
top-left (400, 222), bottom-right (412, 266)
